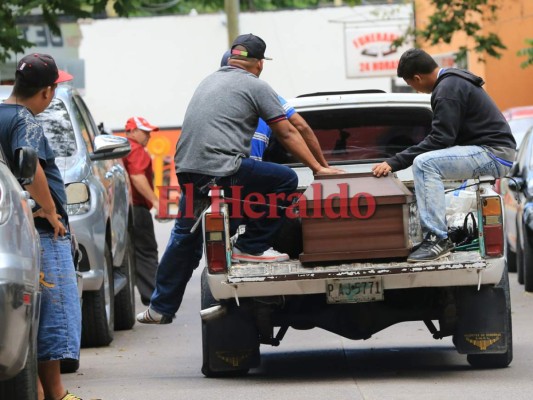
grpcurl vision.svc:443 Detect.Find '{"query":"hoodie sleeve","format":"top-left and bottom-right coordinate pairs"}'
top-left (385, 97), bottom-right (464, 171)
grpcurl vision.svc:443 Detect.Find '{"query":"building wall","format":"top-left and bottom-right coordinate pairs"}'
top-left (414, 0), bottom-right (533, 111)
top-left (77, 6), bottom-right (404, 130)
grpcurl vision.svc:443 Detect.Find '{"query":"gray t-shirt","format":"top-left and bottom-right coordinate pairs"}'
top-left (174, 66), bottom-right (286, 176)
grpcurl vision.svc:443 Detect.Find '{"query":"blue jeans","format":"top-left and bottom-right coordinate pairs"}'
top-left (412, 145), bottom-right (510, 239)
top-left (150, 158), bottom-right (298, 317)
top-left (37, 233), bottom-right (81, 361)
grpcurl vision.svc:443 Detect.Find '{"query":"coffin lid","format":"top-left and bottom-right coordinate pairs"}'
top-left (300, 172), bottom-right (413, 206)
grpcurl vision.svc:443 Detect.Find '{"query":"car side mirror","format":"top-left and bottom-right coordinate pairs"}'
top-left (507, 177), bottom-right (525, 192)
top-left (13, 146), bottom-right (38, 185)
top-left (89, 135), bottom-right (131, 161)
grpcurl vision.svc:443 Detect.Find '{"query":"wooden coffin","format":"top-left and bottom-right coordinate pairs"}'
top-left (298, 172), bottom-right (414, 263)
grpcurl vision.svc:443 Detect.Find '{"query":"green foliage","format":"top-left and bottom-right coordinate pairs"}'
top-left (0, 0), bottom-right (146, 63)
top-left (416, 0), bottom-right (506, 64)
top-left (517, 38), bottom-right (533, 69)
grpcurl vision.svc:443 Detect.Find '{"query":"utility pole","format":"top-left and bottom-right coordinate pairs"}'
top-left (225, 0), bottom-right (240, 47)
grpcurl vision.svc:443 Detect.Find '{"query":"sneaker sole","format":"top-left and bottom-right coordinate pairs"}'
top-left (407, 249), bottom-right (452, 263)
top-left (231, 255), bottom-right (289, 263)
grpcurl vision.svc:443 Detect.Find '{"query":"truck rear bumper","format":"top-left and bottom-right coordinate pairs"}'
top-left (207, 252), bottom-right (505, 300)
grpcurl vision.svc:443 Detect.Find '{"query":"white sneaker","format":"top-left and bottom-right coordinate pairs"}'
top-left (232, 247), bottom-right (289, 263)
top-left (136, 307), bottom-right (172, 324)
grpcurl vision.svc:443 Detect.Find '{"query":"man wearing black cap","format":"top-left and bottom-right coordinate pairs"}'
top-left (137, 33), bottom-right (340, 325)
top-left (0, 54), bottom-right (83, 400)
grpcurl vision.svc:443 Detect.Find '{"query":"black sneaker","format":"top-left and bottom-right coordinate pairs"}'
top-left (407, 233), bottom-right (454, 263)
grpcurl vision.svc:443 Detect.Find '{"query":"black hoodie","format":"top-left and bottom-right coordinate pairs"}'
top-left (386, 68), bottom-right (516, 171)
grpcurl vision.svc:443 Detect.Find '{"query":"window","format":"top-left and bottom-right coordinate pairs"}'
top-left (70, 100), bottom-right (94, 153)
top-left (36, 98), bottom-right (76, 157)
top-left (263, 106), bottom-right (432, 165)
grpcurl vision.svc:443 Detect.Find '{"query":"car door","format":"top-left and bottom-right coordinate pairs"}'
top-left (511, 131), bottom-right (533, 256)
top-left (72, 95), bottom-right (128, 262)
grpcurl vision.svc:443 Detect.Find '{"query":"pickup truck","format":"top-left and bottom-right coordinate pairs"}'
top-left (199, 91), bottom-right (512, 377)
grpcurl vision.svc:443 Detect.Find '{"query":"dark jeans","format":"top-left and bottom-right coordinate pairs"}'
top-left (150, 158), bottom-right (298, 317)
top-left (132, 205), bottom-right (158, 305)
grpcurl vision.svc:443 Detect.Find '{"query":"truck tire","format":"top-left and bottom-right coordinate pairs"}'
top-left (114, 233), bottom-right (136, 330)
top-left (0, 325), bottom-right (38, 399)
top-left (81, 243), bottom-right (114, 347)
top-left (200, 268), bottom-right (257, 377)
top-left (466, 268), bottom-right (513, 369)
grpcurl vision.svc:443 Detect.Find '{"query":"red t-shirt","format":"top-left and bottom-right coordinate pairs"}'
top-left (123, 138), bottom-right (154, 209)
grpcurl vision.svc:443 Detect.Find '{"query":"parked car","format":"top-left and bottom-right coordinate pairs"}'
top-left (200, 91), bottom-right (511, 376)
top-left (0, 85), bottom-right (136, 348)
top-left (502, 124), bottom-right (533, 289)
top-left (0, 145), bottom-right (40, 399)
top-left (503, 105), bottom-right (533, 148)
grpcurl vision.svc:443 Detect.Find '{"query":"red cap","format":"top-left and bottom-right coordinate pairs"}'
top-left (125, 116), bottom-right (159, 132)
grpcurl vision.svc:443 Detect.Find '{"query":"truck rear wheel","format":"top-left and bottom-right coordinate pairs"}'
top-left (200, 268), bottom-right (258, 377)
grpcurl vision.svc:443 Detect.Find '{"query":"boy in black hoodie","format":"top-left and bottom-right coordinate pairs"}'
top-left (372, 48), bottom-right (516, 262)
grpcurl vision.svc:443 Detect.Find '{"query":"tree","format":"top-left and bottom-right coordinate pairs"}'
top-left (0, 0), bottom-right (146, 63)
top-left (518, 38), bottom-right (533, 69)
top-left (414, 0), bottom-right (506, 64)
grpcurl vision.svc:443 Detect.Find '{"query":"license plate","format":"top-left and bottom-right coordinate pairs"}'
top-left (326, 276), bottom-right (384, 304)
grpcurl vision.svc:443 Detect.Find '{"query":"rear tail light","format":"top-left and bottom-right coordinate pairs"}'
top-left (481, 196), bottom-right (504, 257)
top-left (205, 212), bottom-right (227, 273)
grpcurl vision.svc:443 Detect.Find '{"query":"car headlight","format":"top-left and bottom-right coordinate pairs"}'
top-left (65, 182), bottom-right (90, 216)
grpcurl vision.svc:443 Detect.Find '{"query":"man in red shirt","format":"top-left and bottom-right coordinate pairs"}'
top-left (123, 116), bottom-right (160, 305)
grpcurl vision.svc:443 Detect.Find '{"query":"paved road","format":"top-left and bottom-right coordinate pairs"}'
top-left (64, 221), bottom-right (533, 400)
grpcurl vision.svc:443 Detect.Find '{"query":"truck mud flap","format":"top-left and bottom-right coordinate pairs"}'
top-left (454, 284), bottom-right (511, 354)
top-left (202, 305), bottom-right (260, 374)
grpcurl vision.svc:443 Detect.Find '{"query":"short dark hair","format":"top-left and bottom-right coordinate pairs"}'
top-left (12, 78), bottom-right (46, 99)
top-left (397, 48), bottom-right (438, 79)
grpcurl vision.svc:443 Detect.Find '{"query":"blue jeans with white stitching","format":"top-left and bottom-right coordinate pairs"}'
top-left (37, 232), bottom-right (81, 361)
top-left (412, 145), bottom-right (510, 240)
top-left (150, 158), bottom-right (298, 317)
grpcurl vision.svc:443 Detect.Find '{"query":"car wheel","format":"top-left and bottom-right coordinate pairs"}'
top-left (114, 231), bottom-right (136, 330)
top-left (81, 243), bottom-right (114, 347)
top-left (60, 358), bottom-right (80, 374)
top-left (467, 267), bottom-right (513, 369)
top-left (505, 239), bottom-right (517, 273)
top-left (0, 324), bottom-right (38, 399)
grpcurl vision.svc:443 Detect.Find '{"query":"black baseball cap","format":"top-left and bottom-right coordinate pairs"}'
top-left (231, 34), bottom-right (272, 60)
top-left (15, 53), bottom-right (73, 87)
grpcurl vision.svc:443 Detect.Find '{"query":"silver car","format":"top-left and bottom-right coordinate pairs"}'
top-left (0, 85), bottom-right (137, 348)
top-left (0, 146), bottom-right (41, 399)
top-left (38, 86), bottom-right (136, 347)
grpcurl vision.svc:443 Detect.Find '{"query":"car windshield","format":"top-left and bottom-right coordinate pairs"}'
top-left (508, 117), bottom-right (533, 148)
top-left (35, 98), bottom-right (77, 157)
top-left (263, 106), bottom-right (432, 165)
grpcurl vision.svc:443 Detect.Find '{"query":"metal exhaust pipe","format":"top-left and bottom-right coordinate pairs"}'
top-left (200, 305), bottom-right (227, 321)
